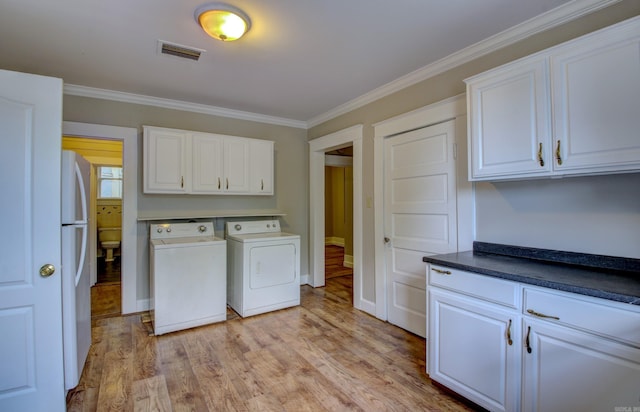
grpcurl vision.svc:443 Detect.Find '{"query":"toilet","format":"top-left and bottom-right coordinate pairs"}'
top-left (96, 203), bottom-right (122, 262)
top-left (98, 227), bottom-right (121, 262)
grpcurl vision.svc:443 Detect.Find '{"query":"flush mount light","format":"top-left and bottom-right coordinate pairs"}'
top-left (195, 3), bottom-right (251, 41)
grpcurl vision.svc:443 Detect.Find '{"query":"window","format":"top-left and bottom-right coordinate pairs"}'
top-left (98, 166), bottom-right (123, 199)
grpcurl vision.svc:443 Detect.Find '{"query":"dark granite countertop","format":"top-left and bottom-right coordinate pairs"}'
top-left (422, 242), bottom-right (640, 305)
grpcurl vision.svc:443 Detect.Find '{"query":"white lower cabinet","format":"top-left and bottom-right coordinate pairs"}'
top-left (429, 288), bottom-right (520, 412)
top-left (427, 264), bottom-right (640, 412)
top-left (522, 318), bottom-right (640, 412)
top-left (522, 287), bottom-right (640, 412)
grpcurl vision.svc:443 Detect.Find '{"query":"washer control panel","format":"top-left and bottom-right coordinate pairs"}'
top-left (150, 221), bottom-right (214, 240)
top-left (226, 220), bottom-right (281, 236)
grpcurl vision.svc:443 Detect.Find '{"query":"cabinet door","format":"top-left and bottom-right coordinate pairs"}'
top-left (192, 133), bottom-right (224, 194)
top-left (551, 22), bottom-right (640, 174)
top-left (522, 319), bottom-right (640, 412)
top-left (467, 57), bottom-right (552, 180)
top-left (223, 138), bottom-right (250, 193)
top-left (429, 288), bottom-right (520, 412)
top-left (249, 139), bottom-right (274, 195)
top-left (144, 127), bottom-right (188, 193)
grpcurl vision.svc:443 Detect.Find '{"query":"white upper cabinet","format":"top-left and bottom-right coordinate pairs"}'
top-left (223, 137), bottom-right (250, 193)
top-left (467, 57), bottom-right (551, 179)
top-left (551, 23), bottom-right (640, 173)
top-left (144, 126), bottom-right (188, 193)
top-left (144, 126), bottom-right (273, 195)
top-left (191, 132), bottom-right (224, 194)
top-left (249, 139), bottom-right (274, 195)
top-left (466, 17), bottom-right (640, 181)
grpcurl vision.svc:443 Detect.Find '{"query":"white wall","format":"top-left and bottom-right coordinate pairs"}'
top-left (64, 95), bottom-right (309, 307)
top-left (474, 173), bottom-right (640, 258)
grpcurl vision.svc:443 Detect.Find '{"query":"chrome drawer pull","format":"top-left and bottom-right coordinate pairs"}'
top-left (527, 309), bottom-right (560, 320)
top-left (431, 268), bottom-right (451, 275)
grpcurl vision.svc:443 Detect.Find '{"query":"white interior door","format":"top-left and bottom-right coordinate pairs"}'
top-left (384, 120), bottom-right (457, 337)
top-left (0, 70), bottom-right (65, 410)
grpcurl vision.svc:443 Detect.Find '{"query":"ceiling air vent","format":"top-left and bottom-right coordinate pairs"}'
top-left (158, 40), bottom-right (205, 61)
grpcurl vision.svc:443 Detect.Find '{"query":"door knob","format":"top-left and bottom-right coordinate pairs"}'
top-left (39, 264), bottom-right (55, 278)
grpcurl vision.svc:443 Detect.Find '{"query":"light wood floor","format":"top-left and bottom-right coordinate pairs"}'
top-left (70, 276), bottom-right (478, 411)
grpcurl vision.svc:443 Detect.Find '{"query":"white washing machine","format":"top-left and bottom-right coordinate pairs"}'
top-left (226, 219), bottom-right (300, 317)
top-left (150, 221), bottom-right (226, 335)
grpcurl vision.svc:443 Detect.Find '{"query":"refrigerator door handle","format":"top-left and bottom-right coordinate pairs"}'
top-left (75, 224), bottom-right (88, 287)
top-left (75, 162), bottom-right (88, 223)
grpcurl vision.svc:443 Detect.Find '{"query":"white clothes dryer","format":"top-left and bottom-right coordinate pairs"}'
top-left (150, 221), bottom-right (226, 335)
top-left (226, 219), bottom-right (300, 317)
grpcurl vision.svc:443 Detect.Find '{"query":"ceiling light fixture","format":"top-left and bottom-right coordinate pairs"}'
top-left (195, 3), bottom-right (251, 42)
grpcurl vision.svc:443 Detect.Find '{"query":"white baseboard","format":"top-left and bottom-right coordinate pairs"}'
top-left (324, 237), bottom-right (345, 247)
top-left (343, 254), bottom-right (353, 268)
top-left (136, 298), bottom-right (150, 313)
top-left (355, 298), bottom-right (376, 317)
top-left (300, 274), bottom-right (310, 285)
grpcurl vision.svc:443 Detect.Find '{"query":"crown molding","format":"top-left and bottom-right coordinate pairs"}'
top-left (63, 84), bottom-right (308, 129)
top-left (307, 0), bottom-right (621, 128)
top-left (64, 0), bottom-right (620, 131)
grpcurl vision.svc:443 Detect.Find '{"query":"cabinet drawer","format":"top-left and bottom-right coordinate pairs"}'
top-left (428, 265), bottom-right (520, 309)
top-left (524, 288), bottom-right (640, 347)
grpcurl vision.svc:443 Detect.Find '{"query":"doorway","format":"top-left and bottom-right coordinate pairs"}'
top-left (309, 125), bottom-right (372, 315)
top-left (62, 137), bottom-right (123, 318)
top-left (62, 122), bottom-right (139, 315)
top-left (324, 151), bottom-right (354, 282)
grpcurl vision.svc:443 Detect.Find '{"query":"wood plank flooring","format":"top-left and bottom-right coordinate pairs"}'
top-left (68, 275), bottom-right (478, 411)
top-left (91, 283), bottom-right (121, 319)
top-left (325, 245), bottom-right (353, 279)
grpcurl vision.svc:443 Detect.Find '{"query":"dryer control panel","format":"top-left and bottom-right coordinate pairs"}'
top-left (226, 220), bottom-right (281, 236)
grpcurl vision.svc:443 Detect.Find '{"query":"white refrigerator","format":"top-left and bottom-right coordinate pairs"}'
top-left (61, 150), bottom-right (91, 390)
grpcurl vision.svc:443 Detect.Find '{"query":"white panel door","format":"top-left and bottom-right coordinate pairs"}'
top-left (0, 70), bottom-right (65, 411)
top-left (223, 137), bottom-right (250, 193)
top-left (384, 120), bottom-right (457, 337)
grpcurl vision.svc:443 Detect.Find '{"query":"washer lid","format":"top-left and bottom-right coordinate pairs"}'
top-left (226, 231), bottom-right (299, 243)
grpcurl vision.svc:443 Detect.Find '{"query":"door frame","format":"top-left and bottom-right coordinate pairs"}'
top-left (373, 95), bottom-right (471, 320)
top-left (62, 122), bottom-right (139, 314)
top-left (309, 125), bottom-right (373, 314)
